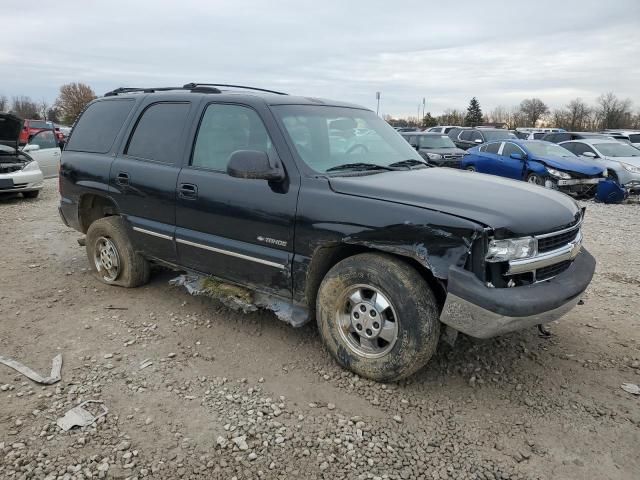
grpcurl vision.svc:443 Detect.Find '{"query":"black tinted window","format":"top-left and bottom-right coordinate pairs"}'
top-left (572, 143), bottom-right (595, 156)
top-left (502, 142), bottom-right (524, 157)
top-left (470, 131), bottom-right (483, 142)
top-left (66, 100), bottom-right (134, 153)
top-left (460, 130), bottom-right (473, 141)
top-left (192, 104), bottom-right (274, 171)
top-left (30, 130), bottom-right (57, 149)
top-left (126, 103), bottom-right (190, 164)
top-left (485, 142), bottom-right (501, 154)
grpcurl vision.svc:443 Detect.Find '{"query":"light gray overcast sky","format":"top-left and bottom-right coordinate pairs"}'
top-left (2, 0), bottom-right (639, 117)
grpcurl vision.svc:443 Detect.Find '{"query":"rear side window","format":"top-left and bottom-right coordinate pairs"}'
top-left (460, 130), bottom-right (473, 141)
top-left (485, 142), bottom-right (501, 154)
top-left (125, 102), bottom-right (190, 164)
top-left (66, 100), bottom-right (134, 153)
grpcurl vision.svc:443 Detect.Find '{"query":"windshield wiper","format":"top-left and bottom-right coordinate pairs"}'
top-left (326, 162), bottom-right (400, 172)
top-left (388, 159), bottom-right (429, 169)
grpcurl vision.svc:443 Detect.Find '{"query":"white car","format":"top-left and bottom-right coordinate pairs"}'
top-left (427, 125), bottom-right (459, 134)
top-left (1, 113), bottom-right (45, 198)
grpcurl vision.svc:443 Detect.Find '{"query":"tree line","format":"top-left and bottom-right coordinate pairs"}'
top-left (385, 92), bottom-right (640, 131)
top-left (0, 83), bottom-right (97, 126)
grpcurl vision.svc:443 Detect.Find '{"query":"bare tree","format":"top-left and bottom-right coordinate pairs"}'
top-left (519, 98), bottom-right (549, 127)
top-left (437, 109), bottom-right (465, 126)
top-left (506, 106), bottom-right (526, 129)
top-left (55, 82), bottom-right (97, 125)
top-left (487, 105), bottom-right (509, 124)
top-left (39, 99), bottom-right (50, 121)
top-left (11, 96), bottom-right (40, 119)
top-left (596, 92), bottom-right (633, 129)
top-left (0, 94), bottom-right (8, 112)
top-left (564, 98), bottom-right (591, 131)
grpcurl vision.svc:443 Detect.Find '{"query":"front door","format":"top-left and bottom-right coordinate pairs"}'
top-left (175, 102), bottom-right (298, 297)
top-left (25, 130), bottom-right (61, 178)
top-left (497, 142), bottom-right (527, 179)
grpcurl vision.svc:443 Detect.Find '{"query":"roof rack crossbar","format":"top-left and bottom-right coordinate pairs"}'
top-left (183, 83), bottom-right (288, 96)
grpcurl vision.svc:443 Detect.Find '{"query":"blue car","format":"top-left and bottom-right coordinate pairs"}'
top-left (461, 139), bottom-right (606, 197)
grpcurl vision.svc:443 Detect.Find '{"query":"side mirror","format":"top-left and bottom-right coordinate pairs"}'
top-left (23, 144), bottom-right (40, 152)
top-left (509, 153), bottom-right (524, 160)
top-left (474, 139), bottom-right (483, 144)
top-left (582, 152), bottom-right (597, 158)
top-left (227, 150), bottom-right (284, 181)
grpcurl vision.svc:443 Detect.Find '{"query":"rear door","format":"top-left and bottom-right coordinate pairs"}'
top-left (25, 129), bottom-right (60, 177)
top-left (175, 101), bottom-right (298, 297)
top-left (473, 141), bottom-right (502, 174)
top-left (109, 101), bottom-right (193, 262)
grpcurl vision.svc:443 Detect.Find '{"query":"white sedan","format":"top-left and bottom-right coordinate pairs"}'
top-left (22, 129), bottom-right (61, 178)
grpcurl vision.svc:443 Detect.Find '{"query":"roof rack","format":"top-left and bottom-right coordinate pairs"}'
top-left (104, 85), bottom-right (222, 97)
top-left (183, 83), bottom-right (288, 96)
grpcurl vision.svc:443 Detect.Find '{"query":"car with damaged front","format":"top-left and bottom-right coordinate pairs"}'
top-left (58, 84), bottom-right (596, 382)
top-left (461, 139), bottom-right (606, 197)
top-left (1, 113), bottom-right (45, 198)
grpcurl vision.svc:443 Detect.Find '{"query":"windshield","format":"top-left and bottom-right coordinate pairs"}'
top-left (525, 142), bottom-right (577, 158)
top-left (595, 142), bottom-right (640, 157)
top-left (272, 105), bottom-right (421, 173)
top-left (29, 120), bottom-right (51, 129)
top-left (483, 130), bottom-right (517, 141)
top-left (419, 135), bottom-right (456, 149)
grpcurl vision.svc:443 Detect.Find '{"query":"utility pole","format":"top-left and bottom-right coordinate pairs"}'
top-left (376, 92), bottom-right (381, 116)
top-left (422, 97), bottom-right (426, 120)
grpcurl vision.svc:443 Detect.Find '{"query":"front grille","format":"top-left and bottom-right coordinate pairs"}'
top-left (536, 261), bottom-right (571, 281)
top-left (443, 154), bottom-right (463, 160)
top-left (537, 227), bottom-right (579, 253)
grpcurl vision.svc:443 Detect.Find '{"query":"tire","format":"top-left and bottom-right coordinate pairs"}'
top-left (526, 172), bottom-right (544, 186)
top-left (466, 166), bottom-right (476, 172)
top-left (23, 190), bottom-right (40, 198)
top-left (607, 170), bottom-right (619, 184)
top-left (86, 216), bottom-right (150, 288)
top-left (316, 253), bottom-right (440, 382)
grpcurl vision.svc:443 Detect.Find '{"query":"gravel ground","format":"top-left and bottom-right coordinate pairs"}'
top-left (1, 180), bottom-right (639, 480)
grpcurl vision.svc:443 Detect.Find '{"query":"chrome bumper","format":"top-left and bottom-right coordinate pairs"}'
top-left (508, 230), bottom-right (582, 275)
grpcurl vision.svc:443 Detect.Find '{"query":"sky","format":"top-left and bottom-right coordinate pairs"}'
top-left (1, 0), bottom-right (639, 118)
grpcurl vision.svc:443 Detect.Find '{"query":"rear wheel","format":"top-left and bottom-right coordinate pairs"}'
top-left (86, 217), bottom-right (150, 287)
top-left (316, 253), bottom-right (440, 382)
top-left (23, 190), bottom-right (40, 198)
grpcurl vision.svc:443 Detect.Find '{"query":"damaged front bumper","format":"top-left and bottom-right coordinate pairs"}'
top-left (439, 248), bottom-right (596, 339)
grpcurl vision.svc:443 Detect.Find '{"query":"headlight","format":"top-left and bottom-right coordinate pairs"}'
top-left (22, 161), bottom-right (40, 172)
top-left (426, 153), bottom-right (442, 160)
top-left (620, 163), bottom-right (640, 174)
top-left (486, 237), bottom-right (538, 263)
top-left (546, 167), bottom-right (571, 179)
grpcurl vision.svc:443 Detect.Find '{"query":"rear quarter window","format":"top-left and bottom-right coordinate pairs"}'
top-left (66, 99), bottom-right (135, 153)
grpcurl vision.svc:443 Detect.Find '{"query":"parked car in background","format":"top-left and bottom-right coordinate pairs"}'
top-left (560, 139), bottom-right (640, 192)
top-left (601, 130), bottom-right (640, 148)
top-left (18, 119), bottom-right (54, 145)
top-left (461, 140), bottom-right (604, 197)
top-left (21, 129), bottom-right (62, 177)
top-left (426, 125), bottom-right (459, 134)
top-left (400, 132), bottom-right (466, 167)
top-left (541, 131), bottom-right (608, 144)
top-left (451, 127), bottom-right (516, 150)
top-left (395, 127), bottom-right (419, 132)
top-left (0, 113), bottom-right (45, 198)
top-left (58, 83), bottom-right (595, 382)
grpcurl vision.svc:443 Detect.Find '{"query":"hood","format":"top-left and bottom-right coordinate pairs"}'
top-left (0, 113), bottom-right (23, 150)
top-left (529, 154), bottom-right (604, 176)
top-left (419, 147), bottom-right (466, 156)
top-left (603, 156), bottom-right (640, 168)
top-left (328, 168), bottom-right (581, 238)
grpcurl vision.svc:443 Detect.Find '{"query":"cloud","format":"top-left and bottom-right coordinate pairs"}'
top-left (1, 0), bottom-right (638, 117)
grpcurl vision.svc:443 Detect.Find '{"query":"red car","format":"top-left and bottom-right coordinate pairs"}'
top-left (18, 119), bottom-right (54, 145)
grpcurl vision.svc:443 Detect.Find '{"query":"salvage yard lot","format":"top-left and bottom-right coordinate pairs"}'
top-left (1, 180), bottom-right (639, 480)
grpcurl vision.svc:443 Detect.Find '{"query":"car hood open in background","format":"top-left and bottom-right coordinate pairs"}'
top-left (329, 168), bottom-right (581, 238)
top-left (530, 154), bottom-right (604, 175)
top-left (0, 113), bottom-right (23, 150)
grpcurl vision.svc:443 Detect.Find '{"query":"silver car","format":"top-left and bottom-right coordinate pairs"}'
top-left (559, 138), bottom-right (640, 192)
top-left (1, 113), bottom-right (45, 198)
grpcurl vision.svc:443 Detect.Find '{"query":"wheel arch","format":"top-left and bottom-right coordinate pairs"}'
top-left (78, 193), bottom-right (121, 233)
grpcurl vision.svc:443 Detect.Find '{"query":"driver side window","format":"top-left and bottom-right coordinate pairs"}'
top-left (192, 104), bottom-right (274, 171)
top-left (30, 130), bottom-right (57, 149)
top-left (501, 142), bottom-right (524, 157)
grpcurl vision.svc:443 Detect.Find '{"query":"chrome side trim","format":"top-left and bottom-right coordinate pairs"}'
top-left (133, 227), bottom-right (173, 241)
top-left (175, 238), bottom-right (286, 270)
top-left (508, 230), bottom-right (582, 274)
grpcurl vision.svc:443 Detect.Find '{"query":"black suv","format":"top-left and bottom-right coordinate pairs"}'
top-left (59, 83), bottom-right (595, 382)
top-left (450, 127), bottom-right (517, 150)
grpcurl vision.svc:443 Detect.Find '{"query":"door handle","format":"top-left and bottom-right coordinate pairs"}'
top-left (115, 172), bottom-right (130, 186)
top-left (179, 183), bottom-right (198, 200)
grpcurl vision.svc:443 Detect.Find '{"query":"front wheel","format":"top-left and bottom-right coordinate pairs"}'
top-left (86, 216), bottom-right (150, 288)
top-left (526, 172), bottom-right (544, 186)
top-left (466, 166), bottom-right (476, 172)
top-left (316, 253), bottom-right (440, 382)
